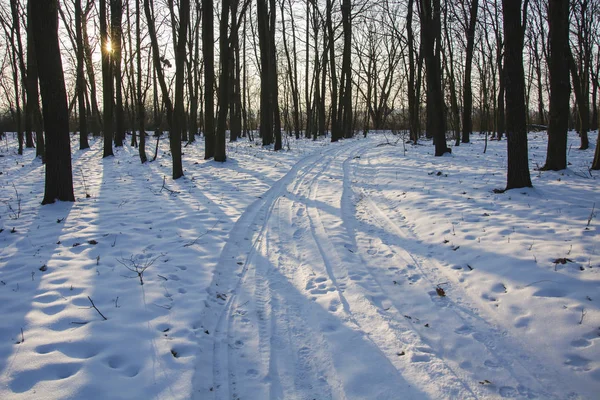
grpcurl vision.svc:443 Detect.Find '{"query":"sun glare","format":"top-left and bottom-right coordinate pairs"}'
top-left (105, 40), bottom-right (113, 53)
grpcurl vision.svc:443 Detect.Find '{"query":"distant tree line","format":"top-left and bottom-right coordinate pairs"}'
top-left (0, 0), bottom-right (598, 203)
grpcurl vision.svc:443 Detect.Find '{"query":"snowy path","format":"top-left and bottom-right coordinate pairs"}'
top-left (192, 137), bottom-right (586, 400)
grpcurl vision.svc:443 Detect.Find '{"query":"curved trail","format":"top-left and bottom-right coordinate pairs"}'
top-left (193, 137), bottom-right (582, 399)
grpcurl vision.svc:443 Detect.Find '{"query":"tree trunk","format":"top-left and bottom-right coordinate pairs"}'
top-left (462, 0), bottom-right (479, 144)
top-left (111, 0), bottom-right (125, 147)
top-left (76, 0), bottom-right (89, 150)
top-left (568, 50), bottom-right (590, 150)
top-left (326, 0), bottom-right (339, 142)
top-left (406, 0), bottom-right (419, 143)
top-left (542, 0), bottom-right (570, 171)
top-left (100, 0), bottom-right (114, 157)
top-left (215, 0), bottom-right (230, 161)
top-left (420, 0), bottom-right (450, 156)
top-left (82, 3), bottom-right (101, 136)
top-left (270, 0), bottom-right (282, 150)
top-left (340, 0), bottom-right (353, 139)
top-left (26, 0), bottom-right (45, 161)
top-left (136, 0), bottom-right (147, 163)
top-left (170, 0), bottom-right (188, 177)
top-left (257, 0), bottom-right (272, 146)
top-left (31, 0), bottom-right (75, 204)
top-left (502, 0), bottom-right (532, 189)
top-left (203, 0), bottom-right (215, 159)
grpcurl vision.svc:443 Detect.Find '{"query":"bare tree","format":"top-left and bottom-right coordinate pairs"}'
top-left (502, 0), bottom-right (532, 189)
top-left (31, 0), bottom-right (75, 204)
top-left (100, 0), bottom-right (114, 157)
top-left (420, 0), bottom-right (451, 156)
top-left (215, 0), bottom-right (231, 161)
top-left (203, 0), bottom-right (215, 159)
top-left (25, 0), bottom-right (45, 160)
top-left (542, 0), bottom-right (570, 170)
top-left (75, 0), bottom-right (89, 150)
top-left (461, 0), bottom-right (479, 144)
top-left (111, 0), bottom-right (125, 147)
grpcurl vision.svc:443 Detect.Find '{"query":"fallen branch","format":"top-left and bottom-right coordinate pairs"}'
top-left (184, 219), bottom-right (221, 247)
top-left (87, 296), bottom-right (107, 320)
top-left (580, 307), bottom-right (587, 325)
top-left (586, 202), bottom-right (595, 229)
top-left (160, 176), bottom-right (180, 196)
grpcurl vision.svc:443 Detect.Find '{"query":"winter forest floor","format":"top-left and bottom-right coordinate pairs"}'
top-left (0, 131), bottom-right (599, 399)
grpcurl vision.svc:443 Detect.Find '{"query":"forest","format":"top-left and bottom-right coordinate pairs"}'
top-left (0, 0), bottom-right (599, 195)
top-left (1, 1), bottom-right (600, 399)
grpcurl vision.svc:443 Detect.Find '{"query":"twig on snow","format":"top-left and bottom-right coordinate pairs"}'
top-left (87, 296), bottom-right (107, 320)
top-left (579, 307), bottom-right (587, 325)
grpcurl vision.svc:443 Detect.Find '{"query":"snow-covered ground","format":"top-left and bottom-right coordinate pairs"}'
top-left (0, 130), bottom-right (598, 399)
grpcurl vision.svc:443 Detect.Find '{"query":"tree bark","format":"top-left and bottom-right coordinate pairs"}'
top-left (76, 0), bottom-right (89, 150)
top-left (111, 0), bottom-right (125, 147)
top-left (462, 0), bottom-right (479, 144)
top-left (203, 0), bottom-right (215, 159)
top-left (26, 0), bottom-right (45, 161)
top-left (215, 0), bottom-right (230, 161)
top-left (542, 0), bottom-right (570, 171)
top-left (100, 0), bottom-right (114, 157)
top-left (420, 0), bottom-right (450, 156)
top-left (136, 0), bottom-right (147, 163)
top-left (502, 0), bottom-right (532, 189)
top-left (31, 0), bottom-right (75, 204)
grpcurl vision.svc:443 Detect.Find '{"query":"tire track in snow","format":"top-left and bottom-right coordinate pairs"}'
top-left (290, 139), bottom-right (480, 399)
top-left (346, 145), bottom-right (581, 399)
top-left (193, 143), bottom-right (355, 399)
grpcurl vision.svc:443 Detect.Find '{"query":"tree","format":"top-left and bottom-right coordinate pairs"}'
top-left (280, 0), bottom-right (301, 139)
top-left (203, 0), bottom-right (215, 159)
top-left (406, 0), bottom-right (421, 143)
top-left (339, 0), bottom-right (353, 138)
top-left (1, 0), bottom-right (24, 155)
top-left (111, 0), bottom-right (125, 147)
top-left (144, 0), bottom-right (186, 178)
top-left (100, 0), bottom-right (114, 157)
top-left (31, 0), bottom-right (75, 204)
top-left (542, 0), bottom-right (570, 171)
top-left (25, 0), bottom-right (45, 161)
top-left (326, 0), bottom-right (340, 142)
top-left (569, 0), bottom-right (592, 150)
top-left (257, 0), bottom-right (281, 149)
top-left (75, 0), bottom-right (89, 150)
top-left (502, 0), bottom-right (532, 189)
top-left (136, 0), bottom-right (147, 163)
top-left (82, 1), bottom-right (102, 136)
top-left (215, 0), bottom-right (230, 161)
top-left (461, 0), bottom-right (479, 144)
top-left (420, 0), bottom-right (451, 156)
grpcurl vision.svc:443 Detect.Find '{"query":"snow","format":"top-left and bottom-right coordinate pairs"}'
top-left (0, 130), bottom-right (598, 399)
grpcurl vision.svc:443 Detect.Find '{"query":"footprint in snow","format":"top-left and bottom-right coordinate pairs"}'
top-left (570, 338), bottom-right (593, 348)
top-left (499, 386), bottom-right (518, 398)
top-left (246, 369), bottom-right (259, 378)
top-left (484, 359), bottom-right (501, 370)
top-left (514, 315), bottom-right (532, 329)
top-left (9, 362), bottom-right (82, 393)
top-left (532, 286), bottom-right (567, 298)
top-left (410, 353), bottom-right (431, 363)
top-left (454, 325), bottom-right (474, 336)
top-left (564, 354), bottom-right (592, 372)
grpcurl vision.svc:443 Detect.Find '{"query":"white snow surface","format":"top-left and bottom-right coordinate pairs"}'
top-left (0, 131), bottom-right (599, 400)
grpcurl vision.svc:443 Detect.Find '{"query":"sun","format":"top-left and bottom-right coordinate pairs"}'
top-left (105, 40), bottom-right (113, 53)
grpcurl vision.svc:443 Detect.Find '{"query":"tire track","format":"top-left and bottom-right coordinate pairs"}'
top-left (346, 144), bottom-right (579, 399)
